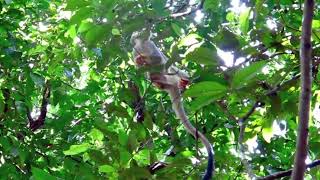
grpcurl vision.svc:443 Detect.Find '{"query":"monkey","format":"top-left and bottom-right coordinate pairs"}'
top-left (130, 30), bottom-right (167, 71)
top-left (130, 30), bottom-right (189, 91)
top-left (130, 30), bottom-right (214, 180)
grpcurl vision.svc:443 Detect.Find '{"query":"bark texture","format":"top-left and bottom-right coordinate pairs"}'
top-left (291, 0), bottom-right (314, 179)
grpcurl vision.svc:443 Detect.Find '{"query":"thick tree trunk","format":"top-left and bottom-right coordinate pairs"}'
top-left (291, 0), bottom-right (314, 179)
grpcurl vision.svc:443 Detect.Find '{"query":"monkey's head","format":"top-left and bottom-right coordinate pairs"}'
top-left (130, 29), bottom-right (151, 45)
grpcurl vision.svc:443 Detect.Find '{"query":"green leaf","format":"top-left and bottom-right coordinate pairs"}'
top-left (30, 73), bottom-right (45, 86)
top-left (70, 7), bottom-right (93, 25)
top-left (213, 28), bottom-right (240, 51)
top-left (28, 45), bottom-right (47, 55)
top-left (312, 20), bottom-right (320, 29)
top-left (112, 28), bottom-right (121, 36)
top-left (99, 164), bottom-right (116, 174)
top-left (85, 25), bottom-right (109, 46)
top-left (189, 96), bottom-right (219, 112)
top-left (120, 149), bottom-right (132, 166)
top-left (232, 61), bottom-right (267, 89)
top-left (186, 47), bottom-right (218, 65)
top-left (171, 23), bottom-right (183, 36)
top-left (262, 127), bottom-right (273, 143)
top-left (89, 128), bottom-right (104, 141)
top-left (118, 130), bottom-right (128, 146)
top-left (0, 90), bottom-right (4, 113)
top-left (67, 25), bottom-right (77, 39)
top-left (178, 34), bottom-right (202, 47)
top-left (133, 149), bottom-right (150, 166)
top-left (63, 143), bottom-right (91, 155)
top-left (184, 81), bottom-right (228, 98)
top-left (239, 8), bottom-right (251, 34)
top-left (31, 167), bottom-right (56, 180)
top-left (106, 103), bottom-right (130, 118)
top-left (78, 21), bottom-right (94, 33)
top-left (65, 0), bottom-right (90, 10)
top-left (151, 0), bottom-right (168, 16)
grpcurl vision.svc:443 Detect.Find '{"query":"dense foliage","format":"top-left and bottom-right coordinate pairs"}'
top-left (0, 0), bottom-right (319, 179)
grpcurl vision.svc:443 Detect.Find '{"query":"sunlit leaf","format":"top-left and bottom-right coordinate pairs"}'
top-left (232, 61), bottom-right (267, 89)
top-left (239, 8), bottom-right (251, 34)
top-left (133, 149), bottom-right (150, 166)
top-left (63, 143), bottom-right (91, 155)
top-left (112, 28), bottom-right (121, 36)
top-left (178, 34), bottom-right (202, 47)
top-left (184, 81), bottom-right (228, 98)
top-left (99, 165), bottom-right (116, 173)
top-left (89, 128), bottom-right (104, 141)
top-left (262, 127), bottom-right (273, 143)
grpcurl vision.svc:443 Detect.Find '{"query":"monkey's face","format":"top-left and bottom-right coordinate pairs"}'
top-left (130, 30), bottom-right (151, 45)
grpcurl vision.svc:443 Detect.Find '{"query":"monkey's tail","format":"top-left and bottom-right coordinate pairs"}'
top-left (168, 89), bottom-right (214, 180)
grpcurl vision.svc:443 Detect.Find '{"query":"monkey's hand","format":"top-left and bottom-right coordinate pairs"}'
top-left (149, 73), bottom-right (168, 89)
top-left (135, 54), bottom-right (148, 66)
top-left (179, 78), bottom-right (189, 90)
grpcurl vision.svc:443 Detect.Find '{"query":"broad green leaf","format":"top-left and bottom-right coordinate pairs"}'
top-left (89, 128), bottom-right (104, 141)
top-left (30, 73), bottom-right (45, 86)
top-left (226, 12), bottom-right (236, 22)
top-left (78, 21), bottom-right (94, 33)
top-left (136, 124), bottom-right (146, 140)
top-left (63, 143), bottom-right (90, 155)
top-left (133, 149), bottom-right (150, 166)
top-left (118, 130), bottom-right (128, 146)
top-left (262, 127), bottom-right (273, 143)
top-left (128, 130), bottom-right (139, 151)
top-left (186, 47), bottom-right (218, 65)
top-left (239, 8), bottom-right (251, 34)
top-left (106, 103), bottom-right (129, 118)
top-left (31, 167), bottom-right (56, 180)
top-left (204, 1), bottom-right (219, 11)
top-left (112, 28), bottom-right (121, 36)
top-left (232, 61), bottom-right (267, 89)
top-left (70, 7), bottom-right (93, 25)
top-left (28, 45), bottom-right (47, 55)
top-left (171, 23), bottom-right (183, 36)
top-left (189, 96), bottom-right (219, 112)
top-left (184, 81), bottom-right (227, 98)
top-left (99, 165), bottom-right (116, 173)
top-left (67, 25), bottom-right (77, 39)
top-left (65, 0), bottom-right (90, 10)
top-left (143, 111), bottom-right (153, 130)
top-left (151, 0), bottom-right (168, 16)
top-left (85, 25), bottom-right (109, 46)
top-left (213, 28), bottom-right (240, 51)
top-left (312, 20), bottom-right (320, 29)
top-left (178, 34), bottom-right (202, 47)
top-left (120, 149), bottom-right (132, 166)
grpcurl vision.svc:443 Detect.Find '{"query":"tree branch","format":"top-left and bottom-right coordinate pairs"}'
top-left (170, 0), bottom-right (205, 18)
top-left (29, 81), bottom-right (51, 131)
top-left (291, 0), bottom-right (314, 179)
top-left (259, 159), bottom-right (320, 180)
